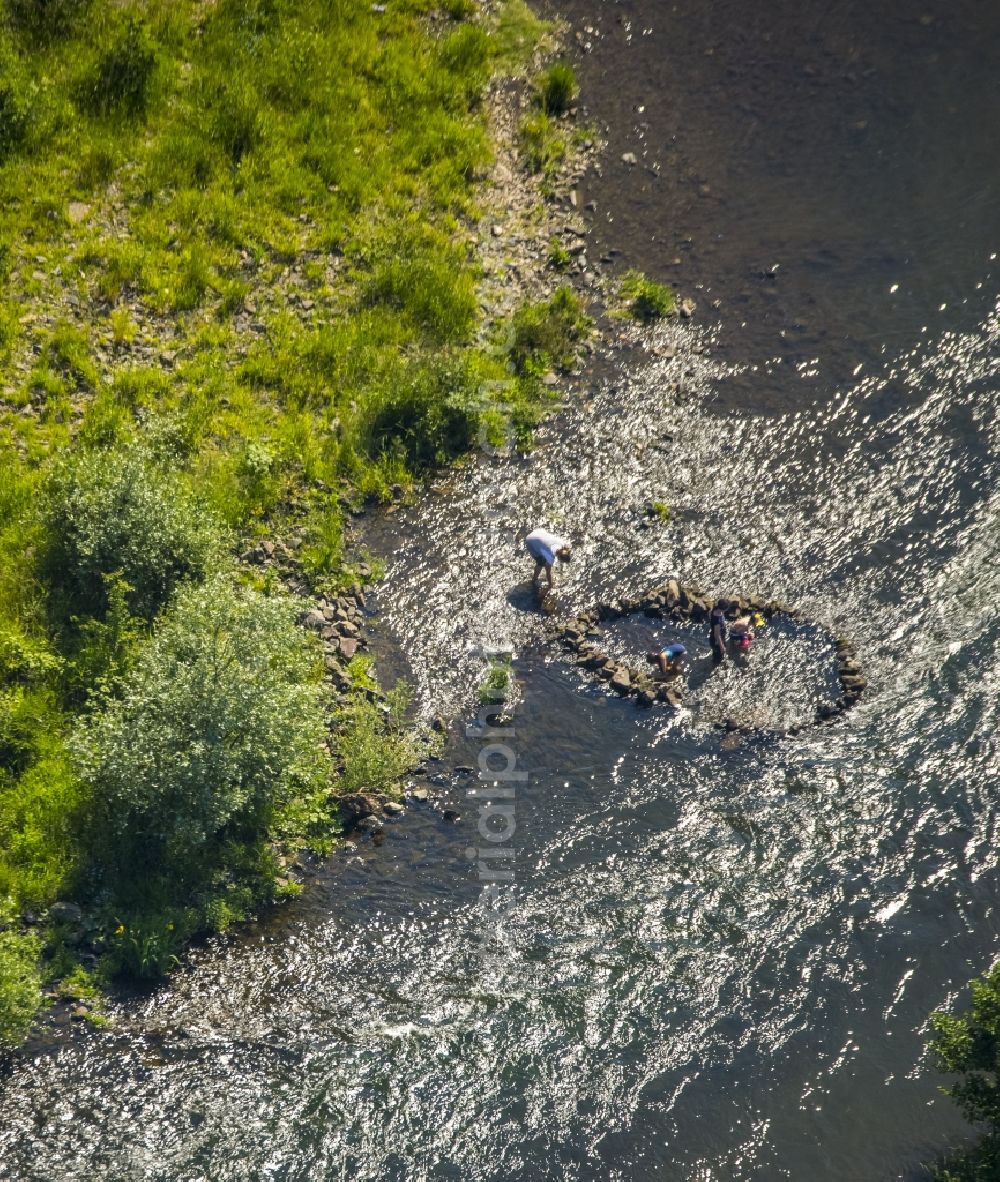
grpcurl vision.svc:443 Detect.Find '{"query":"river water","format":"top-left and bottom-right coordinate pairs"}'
top-left (3, 2), bottom-right (1000, 1179)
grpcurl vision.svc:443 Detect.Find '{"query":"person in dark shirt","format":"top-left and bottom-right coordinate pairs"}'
top-left (709, 600), bottom-right (729, 663)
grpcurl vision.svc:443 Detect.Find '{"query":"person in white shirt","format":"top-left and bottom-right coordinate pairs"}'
top-left (525, 527), bottom-right (572, 590)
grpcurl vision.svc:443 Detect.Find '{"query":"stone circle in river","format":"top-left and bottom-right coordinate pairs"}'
top-left (552, 579), bottom-right (867, 739)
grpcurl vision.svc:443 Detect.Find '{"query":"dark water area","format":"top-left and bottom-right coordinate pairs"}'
top-left (559, 0), bottom-right (1000, 409)
top-left (3, 3), bottom-right (1000, 1180)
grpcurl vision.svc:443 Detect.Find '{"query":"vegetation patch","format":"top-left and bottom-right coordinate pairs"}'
top-left (0, 0), bottom-right (585, 1045)
top-left (928, 963), bottom-right (1000, 1180)
top-left (620, 269), bottom-right (677, 322)
top-left (509, 286), bottom-right (591, 376)
top-left (537, 63), bottom-right (577, 116)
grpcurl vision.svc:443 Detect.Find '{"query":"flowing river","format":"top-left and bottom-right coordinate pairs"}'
top-left (2, 1), bottom-right (1000, 1178)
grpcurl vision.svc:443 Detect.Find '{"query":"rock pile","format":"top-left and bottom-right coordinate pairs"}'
top-left (553, 579), bottom-right (868, 736)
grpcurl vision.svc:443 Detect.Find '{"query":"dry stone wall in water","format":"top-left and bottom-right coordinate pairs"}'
top-left (553, 579), bottom-right (867, 738)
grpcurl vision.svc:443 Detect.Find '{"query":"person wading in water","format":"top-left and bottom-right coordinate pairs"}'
top-left (646, 643), bottom-right (687, 679)
top-left (525, 527), bottom-right (572, 591)
top-left (709, 600), bottom-right (729, 663)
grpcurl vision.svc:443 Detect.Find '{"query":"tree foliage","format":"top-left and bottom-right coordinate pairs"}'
top-left (0, 926), bottom-right (41, 1045)
top-left (929, 963), bottom-right (1000, 1180)
top-left (72, 575), bottom-right (331, 879)
top-left (45, 444), bottom-right (225, 622)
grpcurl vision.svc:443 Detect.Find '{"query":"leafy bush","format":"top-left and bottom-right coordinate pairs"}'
top-left (45, 443), bottom-right (226, 622)
top-left (72, 575), bottom-right (331, 885)
top-left (80, 16), bottom-right (160, 117)
top-left (336, 682), bottom-right (419, 797)
top-left (0, 36), bottom-right (32, 162)
top-left (509, 286), bottom-right (590, 376)
top-left (538, 63), bottom-right (576, 116)
top-left (365, 360), bottom-right (477, 470)
top-left (0, 926), bottom-right (41, 1045)
top-left (929, 963), bottom-right (1000, 1179)
top-left (621, 269), bottom-right (676, 322)
top-left (6, 0), bottom-right (90, 42)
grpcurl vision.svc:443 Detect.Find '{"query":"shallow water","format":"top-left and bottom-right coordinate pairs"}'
top-left (3, 2), bottom-right (1000, 1179)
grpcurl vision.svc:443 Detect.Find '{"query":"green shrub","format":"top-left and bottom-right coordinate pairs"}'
top-left (104, 912), bottom-right (190, 978)
top-left (0, 36), bottom-right (32, 162)
top-left (6, 0), bottom-right (90, 42)
top-left (64, 571), bottom-right (143, 704)
top-left (443, 0), bottom-right (476, 20)
top-left (365, 360), bottom-right (477, 470)
top-left (438, 25), bottom-right (491, 106)
top-left (87, 238), bottom-right (146, 302)
top-left (80, 16), bottom-right (160, 118)
top-left (0, 926), bottom-right (41, 1045)
top-left (42, 321), bottom-right (98, 391)
top-left (479, 655), bottom-right (511, 704)
top-left (170, 243), bottom-right (213, 311)
top-left (546, 239), bottom-right (571, 271)
top-left (209, 81), bottom-right (265, 165)
top-left (929, 963), bottom-right (1000, 1179)
top-left (620, 269), bottom-right (676, 322)
top-left (538, 63), bottom-right (576, 116)
top-left (0, 303), bottom-right (19, 361)
top-left (72, 575), bottom-right (331, 884)
top-left (336, 682), bottom-right (419, 797)
top-left (509, 286), bottom-right (590, 376)
top-left (74, 136), bottom-right (120, 187)
top-left (44, 443), bottom-right (226, 621)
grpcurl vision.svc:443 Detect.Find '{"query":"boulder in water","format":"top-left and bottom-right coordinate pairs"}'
top-left (338, 793), bottom-right (380, 822)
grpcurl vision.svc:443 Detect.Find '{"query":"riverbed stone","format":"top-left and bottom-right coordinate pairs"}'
top-left (338, 793), bottom-right (380, 821)
top-left (49, 901), bottom-right (83, 925)
top-left (610, 668), bottom-right (632, 694)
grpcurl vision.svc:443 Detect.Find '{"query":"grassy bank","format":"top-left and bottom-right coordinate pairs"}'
top-left (0, 0), bottom-right (592, 1044)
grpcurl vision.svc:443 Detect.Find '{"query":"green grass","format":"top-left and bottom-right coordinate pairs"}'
top-left (0, 0), bottom-right (561, 1042)
top-left (620, 269), bottom-right (677, 322)
top-left (479, 656), bottom-right (513, 704)
top-left (537, 63), bottom-right (576, 116)
top-left (509, 286), bottom-right (591, 376)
